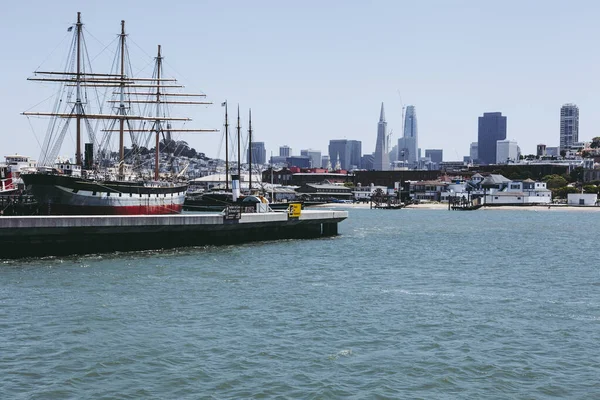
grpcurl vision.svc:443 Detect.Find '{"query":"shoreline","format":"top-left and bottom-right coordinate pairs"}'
top-left (311, 202), bottom-right (600, 212)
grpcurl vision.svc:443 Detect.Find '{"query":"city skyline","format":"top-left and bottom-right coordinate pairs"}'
top-left (2, 1), bottom-right (600, 163)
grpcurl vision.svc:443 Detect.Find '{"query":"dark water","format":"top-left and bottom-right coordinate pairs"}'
top-left (1, 208), bottom-right (599, 399)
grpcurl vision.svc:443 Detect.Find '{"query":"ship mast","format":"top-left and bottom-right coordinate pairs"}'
top-left (118, 20), bottom-right (126, 178)
top-left (154, 45), bottom-right (162, 181)
top-left (225, 102), bottom-right (229, 191)
top-left (248, 109), bottom-right (252, 192)
top-left (75, 12), bottom-right (83, 166)
top-left (24, 12), bottom-right (217, 173)
top-left (236, 104), bottom-right (241, 187)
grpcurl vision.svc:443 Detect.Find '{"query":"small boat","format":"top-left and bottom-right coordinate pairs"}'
top-left (451, 204), bottom-right (483, 211)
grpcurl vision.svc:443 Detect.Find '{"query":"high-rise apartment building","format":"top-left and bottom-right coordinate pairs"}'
top-left (560, 103), bottom-right (579, 152)
top-left (373, 103), bottom-right (389, 171)
top-left (328, 139), bottom-right (362, 171)
top-left (398, 105), bottom-right (418, 166)
top-left (249, 142), bottom-right (267, 165)
top-left (478, 112), bottom-right (507, 164)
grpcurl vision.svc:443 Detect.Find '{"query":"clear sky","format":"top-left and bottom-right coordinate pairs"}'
top-left (2, 0), bottom-right (600, 162)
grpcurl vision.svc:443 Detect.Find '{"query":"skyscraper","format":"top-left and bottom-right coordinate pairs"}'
top-left (496, 140), bottom-right (520, 164)
top-left (560, 104), bottom-right (579, 152)
top-left (279, 145), bottom-right (292, 157)
top-left (249, 142), bottom-right (266, 165)
top-left (425, 149), bottom-right (443, 164)
top-left (469, 142), bottom-right (478, 163)
top-left (328, 140), bottom-right (361, 171)
top-left (398, 105), bottom-right (418, 166)
top-left (301, 149), bottom-right (322, 168)
top-left (477, 112), bottom-right (507, 165)
top-left (373, 103), bottom-right (389, 171)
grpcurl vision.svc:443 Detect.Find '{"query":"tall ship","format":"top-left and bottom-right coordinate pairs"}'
top-left (22, 12), bottom-right (215, 215)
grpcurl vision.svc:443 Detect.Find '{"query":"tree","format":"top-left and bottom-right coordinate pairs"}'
top-left (569, 167), bottom-right (584, 183)
top-left (553, 186), bottom-right (579, 199)
top-left (371, 188), bottom-right (386, 205)
top-left (543, 174), bottom-right (568, 189)
top-left (583, 185), bottom-right (598, 194)
top-left (591, 137), bottom-right (600, 149)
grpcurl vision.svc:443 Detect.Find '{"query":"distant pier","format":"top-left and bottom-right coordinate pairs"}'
top-left (0, 209), bottom-right (348, 259)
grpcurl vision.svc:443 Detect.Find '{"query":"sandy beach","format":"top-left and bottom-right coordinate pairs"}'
top-left (312, 202), bottom-right (600, 212)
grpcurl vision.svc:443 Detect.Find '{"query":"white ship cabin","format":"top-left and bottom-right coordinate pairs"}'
top-left (189, 173), bottom-right (263, 192)
top-left (55, 159), bottom-right (82, 177)
top-left (4, 154), bottom-right (36, 178)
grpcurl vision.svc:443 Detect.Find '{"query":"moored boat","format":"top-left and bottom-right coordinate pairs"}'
top-left (22, 12), bottom-right (214, 215)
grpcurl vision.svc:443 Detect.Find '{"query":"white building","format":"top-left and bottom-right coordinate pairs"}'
top-left (496, 140), bottom-right (520, 164)
top-left (352, 183), bottom-right (388, 202)
top-left (480, 175), bottom-right (552, 205)
top-left (567, 193), bottom-right (597, 206)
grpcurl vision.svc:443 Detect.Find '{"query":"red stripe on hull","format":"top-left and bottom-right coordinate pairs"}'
top-left (46, 204), bottom-right (183, 215)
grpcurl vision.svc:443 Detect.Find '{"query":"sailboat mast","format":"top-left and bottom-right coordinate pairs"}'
top-left (75, 12), bottom-right (82, 166)
top-left (225, 102), bottom-right (229, 191)
top-left (236, 105), bottom-right (241, 186)
top-left (154, 45), bottom-right (162, 181)
top-left (118, 20), bottom-right (126, 178)
top-left (248, 109), bottom-right (252, 192)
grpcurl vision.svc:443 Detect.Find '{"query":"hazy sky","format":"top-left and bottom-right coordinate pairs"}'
top-left (2, 0), bottom-right (600, 162)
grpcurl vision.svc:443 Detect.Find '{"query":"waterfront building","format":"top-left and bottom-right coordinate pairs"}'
top-left (567, 193), bottom-right (597, 206)
top-left (410, 180), bottom-right (449, 202)
top-left (373, 103), bottom-right (389, 171)
top-left (328, 139), bottom-right (362, 171)
top-left (249, 141), bottom-right (266, 165)
top-left (300, 149), bottom-right (322, 168)
top-left (352, 183), bottom-right (388, 202)
top-left (397, 105), bottom-right (418, 166)
top-left (279, 145), bottom-right (292, 157)
top-left (496, 140), bottom-right (520, 164)
top-left (478, 112), bottom-right (507, 164)
top-left (560, 103), bottom-right (579, 152)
